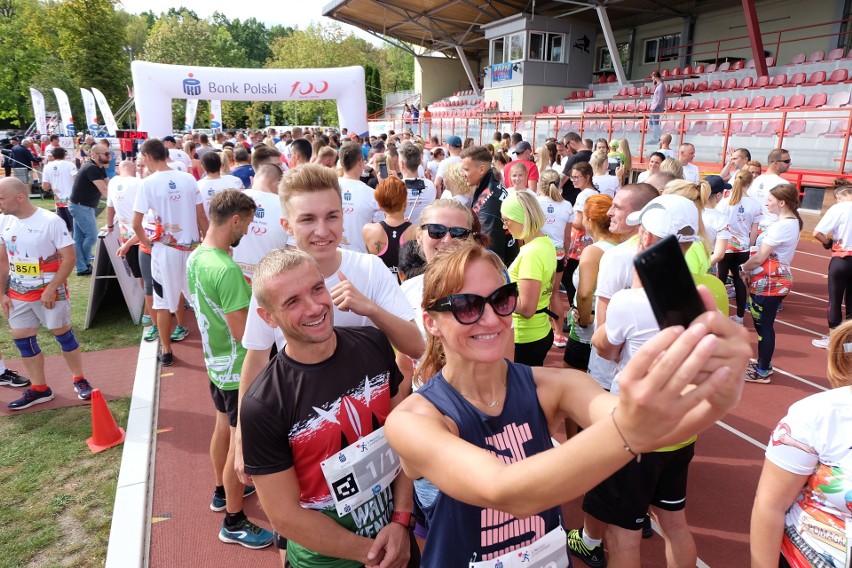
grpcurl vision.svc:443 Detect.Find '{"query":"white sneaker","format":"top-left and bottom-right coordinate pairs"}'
top-left (730, 315), bottom-right (744, 325)
top-left (812, 336), bottom-right (829, 349)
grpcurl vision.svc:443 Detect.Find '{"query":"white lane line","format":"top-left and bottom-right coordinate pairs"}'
top-left (794, 249), bottom-right (827, 259)
top-left (770, 365), bottom-right (828, 392)
top-left (716, 420), bottom-right (767, 451)
top-left (697, 559), bottom-right (711, 568)
top-left (788, 290), bottom-right (828, 303)
top-left (728, 302), bottom-right (825, 336)
top-left (791, 266), bottom-right (827, 278)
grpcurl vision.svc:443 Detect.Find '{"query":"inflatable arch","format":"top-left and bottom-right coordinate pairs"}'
top-left (130, 61), bottom-right (368, 138)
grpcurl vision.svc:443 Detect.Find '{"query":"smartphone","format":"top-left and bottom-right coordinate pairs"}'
top-left (608, 155), bottom-right (621, 176)
top-left (379, 162), bottom-right (388, 178)
top-left (634, 235), bottom-right (706, 328)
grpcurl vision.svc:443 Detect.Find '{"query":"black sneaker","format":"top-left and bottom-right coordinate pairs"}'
top-left (73, 378), bottom-right (94, 400)
top-left (158, 352), bottom-right (174, 367)
top-left (642, 515), bottom-right (654, 539)
top-left (566, 527), bottom-right (607, 567)
top-left (8, 387), bottom-right (54, 410)
top-left (0, 368), bottom-right (30, 388)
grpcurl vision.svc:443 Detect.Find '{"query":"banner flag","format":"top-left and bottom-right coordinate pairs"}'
top-left (184, 98), bottom-right (198, 131)
top-left (92, 88), bottom-right (119, 135)
top-left (29, 88), bottom-right (47, 134)
top-left (52, 88), bottom-right (75, 137)
top-left (80, 88), bottom-right (100, 135)
top-left (210, 99), bottom-right (222, 131)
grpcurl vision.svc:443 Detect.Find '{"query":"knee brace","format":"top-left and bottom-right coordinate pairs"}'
top-left (54, 329), bottom-right (80, 352)
top-left (13, 336), bottom-right (41, 358)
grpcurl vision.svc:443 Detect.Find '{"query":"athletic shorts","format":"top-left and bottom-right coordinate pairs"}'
top-left (555, 256), bottom-right (565, 273)
top-left (208, 381), bottom-right (240, 428)
top-left (9, 298), bottom-right (72, 331)
top-left (151, 243), bottom-right (191, 312)
top-left (562, 336), bottom-right (591, 370)
top-left (582, 442), bottom-right (695, 531)
top-left (139, 249), bottom-right (153, 296)
top-left (124, 244), bottom-right (142, 279)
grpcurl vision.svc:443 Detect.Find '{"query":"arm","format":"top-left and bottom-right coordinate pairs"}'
top-left (196, 204), bottom-right (208, 238)
top-left (749, 222), bottom-right (759, 247)
top-left (105, 206), bottom-right (116, 233)
top-left (515, 278), bottom-right (542, 319)
top-left (709, 237), bottom-right (728, 266)
top-left (750, 460), bottom-right (807, 568)
top-left (813, 230), bottom-right (832, 248)
top-left (591, 322), bottom-right (622, 361)
top-left (575, 246), bottom-right (603, 327)
top-left (92, 179), bottom-right (108, 199)
top-left (0, 243), bottom-right (9, 319)
top-left (116, 234), bottom-right (140, 258)
top-left (362, 223), bottom-right (384, 256)
top-left (740, 241), bottom-right (775, 271)
top-left (41, 245), bottom-right (76, 309)
top-left (132, 211), bottom-right (151, 249)
top-left (572, 210), bottom-right (584, 230)
top-left (223, 308), bottom-right (248, 343)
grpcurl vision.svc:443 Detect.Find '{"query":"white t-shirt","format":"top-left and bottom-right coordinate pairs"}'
top-left (637, 170), bottom-right (651, 184)
top-left (167, 161), bottom-right (188, 173)
top-left (537, 196), bottom-right (574, 258)
top-left (574, 188), bottom-right (600, 215)
top-left (198, 175), bottom-right (244, 218)
top-left (427, 159), bottom-right (441, 180)
top-left (757, 217), bottom-right (800, 266)
top-left (231, 189), bottom-right (291, 279)
top-left (592, 174), bottom-right (620, 197)
top-left (132, 170), bottom-right (202, 249)
top-left (716, 195), bottom-right (762, 252)
top-left (702, 207), bottom-right (731, 248)
top-left (402, 177), bottom-right (437, 225)
top-left (435, 155), bottom-right (461, 182)
top-left (106, 175), bottom-right (144, 243)
top-left (605, 287), bottom-right (660, 394)
top-left (749, 173), bottom-right (787, 230)
top-left (814, 201), bottom-right (852, 257)
top-left (42, 160), bottom-right (77, 207)
top-left (659, 149), bottom-right (676, 159)
top-left (682, 162), bottom-right (700, 182)
top-left (242, 249), bottom-right (416, 350)
top-left (765, 387), bottom-right (852, 568)
top-left (169, 148), bottom-right (192, 171)
top-left (401, 273), bottom-right (426, 340)
top-left (595, 236), bottom-right (638, 300)
top-left (339, 177), bottom-right (381, 253)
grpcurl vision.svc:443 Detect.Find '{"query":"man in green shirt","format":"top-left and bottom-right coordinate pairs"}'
top-left (187, 189), bottom-right (273, 549)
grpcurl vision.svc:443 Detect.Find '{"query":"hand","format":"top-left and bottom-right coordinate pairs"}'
top-left (365, 522), bottom-right (410, 568)
top-left (233, 427), bottom-right (253, 486)
top-left (822, 238), bottom-right (833, 250)
top-left (0, 294), bottom-right (11, 319)
top-left (41, 286), bottom-right (57, 310)
top-left (330, 271), bottom-right (375, 317)
top-left (615, 164), bottom-right (625, 181)
top-left (102, 225), bottom-right (113, 233)
top-left (116, 243), bottom-right (129, 258)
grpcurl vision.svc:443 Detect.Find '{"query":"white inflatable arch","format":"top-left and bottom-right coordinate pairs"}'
top-left (131, 61), bottom-right (368, 138)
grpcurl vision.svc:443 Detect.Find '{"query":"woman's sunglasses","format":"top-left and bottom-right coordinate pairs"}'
top-left (429, 283), bottom-right (518, 324)
top-left (421, 223), bottom-right (472, 240)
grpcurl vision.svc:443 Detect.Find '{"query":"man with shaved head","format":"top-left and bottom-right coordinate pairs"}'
top-left (0, 177), bottom-right (95, 409)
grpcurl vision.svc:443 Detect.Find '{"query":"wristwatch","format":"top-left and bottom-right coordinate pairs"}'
top-left (391, 511), bottom-right (415, 529)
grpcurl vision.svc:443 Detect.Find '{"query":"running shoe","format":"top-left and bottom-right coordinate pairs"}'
top-left (210, 486), bottom-right (257, 512)
top-left (748, 361), bottom-right (774, 376)
top-left (811, 336), bottom-right (829, 349)
top-left (143, 325), bottom-right (159, 342)
top-left (170, 326), bottom-right (189, 342)
top-left (140, 314), bottom-right (153, 326)
top-left (0, 368), bottom-right (30, 388)
top-left (73, 378), bottom-right (94, 400)
top-left (553, 334), bottom-right (568, 348)
top-left (726, 286), bottom-right (736, 299)
top-left (730, 315), bottom-right (744, 325)
top-left (219, 517), bottom-right (274, 549)
top-left (158, 352), bottom-right (174, 367)
top-left (8, 387), bottom-right (54, 410)
top-left (744, 367), bottom-right (772, 384)
top-left (566, 528), bottom-right (607, 567)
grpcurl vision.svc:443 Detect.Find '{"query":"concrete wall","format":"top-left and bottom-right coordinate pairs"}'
top-left (415, 56), bottom-right (479, 106)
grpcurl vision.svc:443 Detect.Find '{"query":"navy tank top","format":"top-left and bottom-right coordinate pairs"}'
top-left (416, 361), bottom-right (565, 566)
top-left (378, 220), bottom-right (411, 278)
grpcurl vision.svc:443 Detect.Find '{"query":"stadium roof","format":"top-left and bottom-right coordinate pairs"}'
top-left (323, 0), bottom-right (744, 58)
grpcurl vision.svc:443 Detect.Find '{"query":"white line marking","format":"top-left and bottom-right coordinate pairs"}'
top-left (794, 249), bottom-right (827, 259)
top-left (728, 302), bottom-right (825, 336)
top-left (716, 420), bottom-right (767, 450)
top-left (697, 559), bottom-right (711, 568)
top-left (791, 266), bottom-right (827, 278)
top-left (788, 290), bottom-right (828, 303)
top-left (770, 366), bottom-right (828, 392)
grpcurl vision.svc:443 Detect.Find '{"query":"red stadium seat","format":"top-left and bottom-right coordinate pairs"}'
top-left (625, 101), bottom-right (636, 112)
top-left (585, 103), bottom-right (596, 113)
top-left (682, 66), bottom-right (693, 76)
top-left (826, 121), bottom-right (849, 138)
top-left (784, 120), bottom-right (806, 137)
top-left (730, 120), bottom-right (744, 134)
top-left (637, 101), bottom-right (649, 112)
top-left (706, 63), bottom-right (718, 73)
top-left (715, 97), bottom-right (731, 111)
top-left (801, 92), bottom-right (827, 109)
top-left (683, 81), bottom-right (696, 93)
top-left (741, 121), bottom-right (764, 136)
top-left (824, 68), bottom-right (849, 85)
top-left (803, 119), bottom-right (830, 138)
top-left (616, 87), bottom-right (629, 97)
top-left (717, 61), bottom-right (731, 72)
top-left (745, 59), bottom-right (756, 69)
top-left (556, 105), bottom-right (564, 113)
top-left (767, 95), bottom-right (785, 109)
top-left (608, 102), bottom-right (617, 113)
top-left (782, 94), bottom-right (805, 109)
top-left (696, 80), bottom-right (709, 92)
top-left (766, 74), bottom-right (787, 88)
top-left (700, 98), bottom-right (716, 111)
top-left (628, 86), bottom-right (638, 97)
top-left (749, 75), bottom-right (770, 89)
top-left (686, 98), bottom-right (701, 111)
top-left (827, 48), bottom-right (845, 61)
top-left (827, 91), bottom-right (851, 107)
top-left (733, 96), bottom-right (749, 109)
top-left (804, 71), bottom-right (826, 86)
top-left (702, 121), bottom-right (725, 136)
top-left (670, 83), bottom-right (682, 94)
top-left (747, 95), bottom-right (766, 109)
top-left (548, 105), bottom-right (556, 114)
top-left (687, 120), bottom-right (707, 135)
top-left (735, 77), bottom-right (754, 90)
top-left (730, 60), bottom-right (745, 71)
top-left (788, 52), bottom-right (806, 65)
top-left (694, 64), bottom-right (706, 74)
top-left (755, 120), bottom-right (782, 137)
top-left (585, 89), bottom-right (594, 98)
top-left (670, 67), bottom-right (681, 77)
top-left (673, 99), bottom-right (686, 111)
top-left (806, 50), bottom-right (824, 64)
top-left (661, 120), bottom-right (676, 134)
top-left (709, 79), bottom-right (723, 90)
top-left (607, 75), bottom-right (618, 83)
top-left (540, 105), bottom-right (549, 114)
top-left (722, 78), bottom-right (737, 90)
top-left (786, 72), bottom-right (806, 87)
top-left (661, 68), bottom-right (670, 78)
top-left (569, 91), bottom-right (578, 100)
top-left (614, 102), bottom-right (625, 113)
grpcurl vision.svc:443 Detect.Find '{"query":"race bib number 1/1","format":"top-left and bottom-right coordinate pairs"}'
top-left (14, 259), bottom-right (40, 277)
top-left (320, 426), bottom-right (401, 517)
top-left (469, 526), bottom-right (570, 568)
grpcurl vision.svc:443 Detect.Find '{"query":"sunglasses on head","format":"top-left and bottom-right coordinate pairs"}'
top-left (429, 282), bottom-right (518, 324)
top-left (421, 223), bottom-right (472, 240)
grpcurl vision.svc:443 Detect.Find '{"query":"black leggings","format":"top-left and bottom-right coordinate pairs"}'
top-left (827, 255), bottom-right (852, 329)
top-left (515, 329), bottom-right (555, 367)
top-left (751, 294), bottom-right (785, 371)
top-left (55, 207), bottom-right (73, 232)
top-left (563, 258), bottom-right (580, 307)
top-left (718, 251), bottom-right (749, 318)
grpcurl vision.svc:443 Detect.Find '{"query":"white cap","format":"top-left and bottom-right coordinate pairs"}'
top-left (626, 194), bottom-right (700, 242)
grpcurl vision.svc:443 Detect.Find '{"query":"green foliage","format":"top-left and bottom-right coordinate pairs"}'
top-left (365, 64), bottom-right (384, 116)
top-left (142, 12), bottom-right (247, 68)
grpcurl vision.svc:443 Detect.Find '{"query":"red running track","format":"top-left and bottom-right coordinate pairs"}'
top-left (148, 239), bottom-right (836, 567)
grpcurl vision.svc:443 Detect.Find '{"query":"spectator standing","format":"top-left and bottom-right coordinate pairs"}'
top-left (68, 143), bottom-right (110, 275)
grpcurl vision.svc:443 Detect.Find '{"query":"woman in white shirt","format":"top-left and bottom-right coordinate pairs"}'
top-left (703, 175), bottom-right (732, 273)
top-left (590, 150), bottom-right (620, 197)
top-left (750, 320), bottom-right (852, 568)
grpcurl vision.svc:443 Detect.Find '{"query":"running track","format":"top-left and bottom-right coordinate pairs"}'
top-left (147, 239), bottom-right (835, 567)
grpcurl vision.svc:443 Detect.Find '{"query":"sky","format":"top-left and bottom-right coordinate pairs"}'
top-left (118, 0), bottom-right (382, 44)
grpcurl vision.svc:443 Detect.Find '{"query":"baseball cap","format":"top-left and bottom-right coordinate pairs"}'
top-left (162, 135), bottom-right (177, 143)
top-left (446, 135), bottom-right (463, 148)
top-left (626, 194), bottom-right (700, 242)
top-left (514, 141), bottom-right (532, 153)
top-left (704, 175), bottom-right (731, 195)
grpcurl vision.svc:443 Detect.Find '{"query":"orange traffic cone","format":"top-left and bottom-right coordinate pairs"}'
top-left (86, 389), bottom-right (126, 453)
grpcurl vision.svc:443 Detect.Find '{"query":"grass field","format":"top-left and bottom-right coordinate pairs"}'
top-left (1, 196), bottom-right (141, 568)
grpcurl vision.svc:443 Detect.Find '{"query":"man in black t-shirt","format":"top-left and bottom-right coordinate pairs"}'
top-left (559, 132), bottom-right (593, 202)
top-left (240, 248), bottom-right (415, 568)
top-left (68, 147), bottom-right (109, 275)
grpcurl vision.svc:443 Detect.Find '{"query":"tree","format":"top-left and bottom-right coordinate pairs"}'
top-left (380, 45), bottom-right (415, 92)
top-left (0, 0), bottom-right (45, 126)
top-left (365, 64), bottom-right (383, 116)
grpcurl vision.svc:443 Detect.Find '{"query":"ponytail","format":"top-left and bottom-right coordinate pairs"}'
top-left (729, 169), bottom-right (753, 206)
top-left (537, 170), bottom-right (563, 202)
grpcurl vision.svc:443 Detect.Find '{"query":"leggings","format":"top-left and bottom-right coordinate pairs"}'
top-left (515, 329), bottom-right (555, 367)
top-left (139, 249), bottom-right (153, 296)
top-left (750, 294), bottom-right (785, 371)
top-left (718, 251), bottom-right (750, 318)
top-left (563, 258), bottom-right (580, 307)
top-left (55, 207), bottom-right (73, 232)
top-left (827, 256), bottom-right (852, 329)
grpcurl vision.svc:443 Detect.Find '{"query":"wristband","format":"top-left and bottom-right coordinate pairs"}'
top-left (611, 406), bottom-right (641, 462)
top-left (107, 225), bottom-right (114, 229)
top-left (391, 511), bottom-right (415, 529)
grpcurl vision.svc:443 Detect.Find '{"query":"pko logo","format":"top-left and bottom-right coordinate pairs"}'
top-left (183, 73), bottom-right (202, 96)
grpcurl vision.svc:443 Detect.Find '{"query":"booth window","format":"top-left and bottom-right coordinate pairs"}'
top-left (529, 32), bottom-right (564, 62)
top-left (643, 33), bottom-right (681, 64)
top-left (492, 38), bottom-right (505, 64)
top-left (509, 33), bottom-right (525, 61)
top-left (597, 43), bottom-right (629, 71)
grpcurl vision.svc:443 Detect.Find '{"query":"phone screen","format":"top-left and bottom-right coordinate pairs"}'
top-left (634, 235), bottom-right (705, 328)
top-left (379, 162), bottom-right (388, 178)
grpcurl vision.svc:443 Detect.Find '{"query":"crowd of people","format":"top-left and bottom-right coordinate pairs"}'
top-left (0, 123), bottom-right (848, 568)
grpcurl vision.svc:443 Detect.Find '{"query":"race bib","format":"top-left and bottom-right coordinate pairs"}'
top-left (469, 526), bottom-right (570, 568)
top-left (320, 426), bottom-right (401, 517)
top-left (13, 259), bottom-right (40, 277)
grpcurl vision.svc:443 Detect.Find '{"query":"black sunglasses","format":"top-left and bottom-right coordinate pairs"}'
top-left (430, 282), bottom-right (518, 325)
top-left (421, 223), bottom-right (472, 240)
top-left (775, 159), bottom-right (792, 164)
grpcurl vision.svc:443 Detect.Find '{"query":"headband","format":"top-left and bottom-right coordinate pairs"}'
top-left (500, 192), bottom-right (526, 224)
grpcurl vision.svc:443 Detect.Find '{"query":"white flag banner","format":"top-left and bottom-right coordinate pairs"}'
top-left (52, 88), bottom-right (75, 137)
top-left (80, 88), bottom-right (100, 136)
top-left (184, 98), bottom-right (198, 131)
top-left (29, 88), bottom-right (47, 134)
top-left (210, 99), bottom-right (222, 131)
top-left (91, 88), bottom-right (119, 136)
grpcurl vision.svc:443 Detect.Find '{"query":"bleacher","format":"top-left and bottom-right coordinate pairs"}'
top-left (428, 90), bottom-right (503, 118)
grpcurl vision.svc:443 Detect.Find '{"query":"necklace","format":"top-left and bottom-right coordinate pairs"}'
top-left (460, 393), bottom-right (501, 408)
